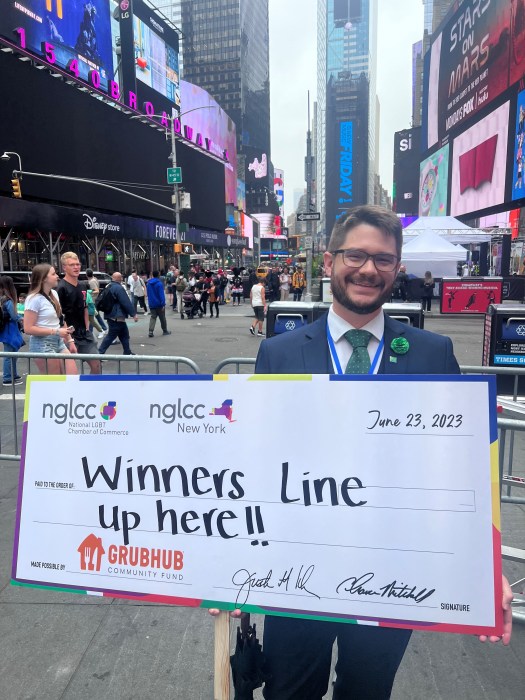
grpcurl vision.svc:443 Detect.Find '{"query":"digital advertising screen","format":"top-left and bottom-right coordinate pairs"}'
top-left (511, 88), bottom-right (525, 201)
top-left (133, 13), bottom-right (179, 106)
top-left (180, 80), bottom-right (237, 205)
top-left (393, 128), bottom-right (421, 216)
top-left (246, 152), bottom-right (268, 183)
top-left (241, 213), bottom-right (254, 250)
top-left (440, 279), bottom-right (503, 315)
top-left (418, 144), bottom-right (449, 216)
top-left (425, 0), bottom-right (514, 150)
top-left (450, 101), bottom-right (509, 216)
top-left (0, 0), bottom-right (114, 91)
top-left (274, 169), bottom-right (284, 218)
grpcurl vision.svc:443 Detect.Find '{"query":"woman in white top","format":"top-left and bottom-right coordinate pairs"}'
top-left (24, 263), bottom-right (77, 375)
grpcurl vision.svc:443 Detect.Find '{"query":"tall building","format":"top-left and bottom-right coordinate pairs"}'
top-left (177, 0), bottom-right (272, 215)
top-left (423, 0), bottom-right (456, 34)
top-left (413, 0), bottom-right (456, 126)
top-left (317, 0), bottom-right (379, 241)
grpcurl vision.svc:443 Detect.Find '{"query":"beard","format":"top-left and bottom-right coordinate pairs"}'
top-left (330, 270), bottom-right (394, 315)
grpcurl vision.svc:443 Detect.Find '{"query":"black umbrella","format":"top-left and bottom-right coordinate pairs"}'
top-left (230, 616), bottom-right (270, 700)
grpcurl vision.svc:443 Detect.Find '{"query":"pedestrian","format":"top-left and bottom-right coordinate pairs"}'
top-left (85, 269), bottom-right (107, 339)
top-left (249, 277), bottom-right (266, 337)
top-left (129, 270), bottom-right (148, 315)
top-left (208, 277), bottom-right (220, 318)
top-left (217, 268), bottom-right (228, 305)
top-left (146, 270), bottom-right (171, 338)
top-left (86, 286), bottom-right (104, 335)
top-left (57, 252), bottom-right (101, 374)
top-left (98, 272), bottom-right (138, 355)
top-left (266, 265), bottom-right (280, 303)
top-left (174, 271), bottom-right (188, 319)
top-left (227, 204), bottom-right (513, 699)
top-left (196, 272), bottom-right (211, 317)
top-left (279, 266), bottom-right (292, 301)
top-left (231, 273), bottom-right (243, 305)
top-left (392, 264), bottom-right (409, 301)
top-left (16, 293), bottom-right (26, 319)
top-left (0, 275), bottom-right (25, 386)
top-left (421, 270), bottom-right (435, 312)
top-left (292, 266), bottom-right (306, 301)
top-left (23, 263), bottom-right (77, 375)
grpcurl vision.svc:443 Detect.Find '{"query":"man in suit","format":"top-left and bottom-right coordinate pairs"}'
top-left (253, 205), bottom-right (512, 699)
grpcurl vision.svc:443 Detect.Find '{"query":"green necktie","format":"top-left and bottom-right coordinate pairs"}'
top-left (344, 329), bottom-right (372, 374)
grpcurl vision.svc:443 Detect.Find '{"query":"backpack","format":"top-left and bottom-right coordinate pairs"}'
top-left (0, 296), bottom-right (11, 332)
top-left (95, 284), bottom-right (116, 314)
top-left (175, 276), bottom-right (187, 292)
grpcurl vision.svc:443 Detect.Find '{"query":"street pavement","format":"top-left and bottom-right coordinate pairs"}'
top-left (0, 301), bottom-right (523, 699)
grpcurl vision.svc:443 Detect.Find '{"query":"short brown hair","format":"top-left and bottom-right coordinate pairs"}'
top-left (328, 205), bottom-right (403, 257)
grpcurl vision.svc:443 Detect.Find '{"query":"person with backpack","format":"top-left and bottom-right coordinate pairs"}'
top-left (0, 275), bottom-right (25, 386)
top-left (97, 272), bottom-right (138, 355)
top-left (174, 272), bottom-right (188, 319)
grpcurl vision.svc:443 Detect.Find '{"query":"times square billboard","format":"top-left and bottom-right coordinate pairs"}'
top-left (0, 2), bottom-right (233, 195)
top-left (393, 128), bottom-right (421, 217)
top-left (0, 1), bottom-right (180, 111)
top-left (420, 0), bottom-right (525, 219)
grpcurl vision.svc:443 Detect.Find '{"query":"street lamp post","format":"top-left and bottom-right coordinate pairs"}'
top-left (1, 151), bottom-right (23, 173)
top-left (131, 106), bottom-right (217, 253)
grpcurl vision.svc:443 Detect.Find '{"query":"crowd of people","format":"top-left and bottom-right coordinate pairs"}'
top-left (1, 258), bottom-right (314, 377)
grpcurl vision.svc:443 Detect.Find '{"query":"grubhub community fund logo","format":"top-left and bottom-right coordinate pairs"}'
top-left (77, 534), bottom-right (184, 580)
top-left (42, 399), bottom-right (127, 436)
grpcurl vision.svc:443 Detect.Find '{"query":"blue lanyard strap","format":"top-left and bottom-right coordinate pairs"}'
top-left (326, 317), bottom-right (384, 375)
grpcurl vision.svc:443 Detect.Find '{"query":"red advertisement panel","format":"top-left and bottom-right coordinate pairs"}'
top-left (441, 279), bottom-right (503, 314)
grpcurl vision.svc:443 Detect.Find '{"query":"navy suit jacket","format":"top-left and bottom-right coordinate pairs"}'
top-left (255, 313), bottom-right (460, 375)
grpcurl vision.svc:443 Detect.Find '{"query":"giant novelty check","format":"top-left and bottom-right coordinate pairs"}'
top-left (12, 374), bottom-right (503, 636)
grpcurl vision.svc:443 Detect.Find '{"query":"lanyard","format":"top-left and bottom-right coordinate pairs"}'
top-left (326, 318), bottom-right (384, 375)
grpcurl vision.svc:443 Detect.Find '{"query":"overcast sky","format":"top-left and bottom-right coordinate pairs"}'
top-left (268, 0), bottom-right (424, 217)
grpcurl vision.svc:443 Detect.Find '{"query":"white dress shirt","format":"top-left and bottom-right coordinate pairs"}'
top-left (326, 306), bottom-right (385, 374)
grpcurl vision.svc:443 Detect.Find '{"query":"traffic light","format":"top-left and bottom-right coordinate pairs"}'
top-left (11, 177), bottom-right (22, 198)
top-left (174, 243), bottom-right (194, 254)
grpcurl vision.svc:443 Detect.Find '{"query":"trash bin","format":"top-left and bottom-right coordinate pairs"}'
top-left (484, 304), bottom-right (525, 395)
top-left (383, 303), bottom-right (424, 329)
top-left (266, 302), bottom-right (316, 338)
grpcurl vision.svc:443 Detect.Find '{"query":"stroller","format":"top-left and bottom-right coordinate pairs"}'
top-left (182, 287), bottom-right (203, 319)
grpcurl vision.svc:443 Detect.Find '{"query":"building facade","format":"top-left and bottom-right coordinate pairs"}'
top-left (317, 0), bottom-right (378, 241)
top-left (413, 0), bottom-right (456, 127)
top-left (178, 0), bottom-right (272, 215)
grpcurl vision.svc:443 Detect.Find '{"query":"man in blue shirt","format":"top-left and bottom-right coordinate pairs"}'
top-left (146, 270), bottom-right (171, 338)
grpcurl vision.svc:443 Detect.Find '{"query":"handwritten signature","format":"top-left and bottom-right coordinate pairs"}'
top-left (336, 572), bottom-right (435, 604)
top-left (232, 565), bottom-right (320, 606)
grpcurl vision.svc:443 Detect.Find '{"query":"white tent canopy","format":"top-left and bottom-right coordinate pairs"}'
top-left (401, 230), bottom-right (466, 278)
top-left (403, 216), bottom-right (494, 244)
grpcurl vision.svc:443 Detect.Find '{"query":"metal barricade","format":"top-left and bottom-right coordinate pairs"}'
top-left (0, 351), bottom-right (200, 463)
top-left (213, 357), bottom-right (257, 374)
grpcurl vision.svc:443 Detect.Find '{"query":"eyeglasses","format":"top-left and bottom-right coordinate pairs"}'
top-left (331, 249), bottom-right (400, 272)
